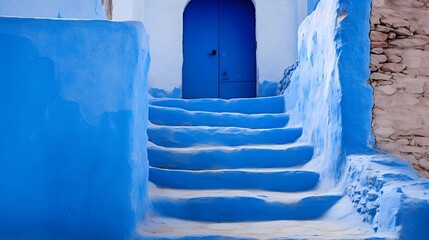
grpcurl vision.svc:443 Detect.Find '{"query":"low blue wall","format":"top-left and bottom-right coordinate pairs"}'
top-left (0, 17), bottom-right (150, 239)
top-left (285, 0), bottom-right (429, 238)
top-left (284, 0), bottom-right (343, 185)
top-left (307, 0), bottom-right (320, 14)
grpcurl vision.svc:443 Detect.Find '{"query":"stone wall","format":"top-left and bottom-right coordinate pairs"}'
top-left (370, 0), bottom-right (429, 177)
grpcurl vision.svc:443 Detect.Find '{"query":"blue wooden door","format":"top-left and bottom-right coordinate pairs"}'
top-left (183, 0), bottom-right (256, 99)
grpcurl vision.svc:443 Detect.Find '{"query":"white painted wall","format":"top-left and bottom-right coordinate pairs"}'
top-left (0, 0), bottom-right (106, 19)
top-left (113, 0), bottom-right (135, 20)
top-left (114, 0), bottom-right (308, 97)
top-left (255, 0), bottom-right (307, 88)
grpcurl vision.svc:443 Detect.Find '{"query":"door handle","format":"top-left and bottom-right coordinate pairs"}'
top-left (208, 49), bottom-right (217, 56)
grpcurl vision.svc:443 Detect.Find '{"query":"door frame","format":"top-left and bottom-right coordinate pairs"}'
top-left (182, 0), bottom-right (259, 98)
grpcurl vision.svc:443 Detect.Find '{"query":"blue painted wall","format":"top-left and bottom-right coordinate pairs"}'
top-left (284, 0), bottom-right (342, 185)
top-left (258, 81), bottom-right (278, 97)
top-left (0, 17), bottom-right (150, 239)
top-left (284, 0), bottom-right (374, 185)
top-left (307, 0), bottom-right (320, 14)
top-left (336, 0), bottom-right (375, 153)
top-left (149, 87), bottom-right (181, 98)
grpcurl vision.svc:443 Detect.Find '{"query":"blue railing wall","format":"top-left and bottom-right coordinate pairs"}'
top-left (0, 17), bottom-right (150, 239)
top-left (307, 0), bottom-right (320, 14)
top-left (284, 0), bottom-right (343, 186)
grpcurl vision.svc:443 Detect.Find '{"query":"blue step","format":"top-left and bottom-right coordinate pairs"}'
top-left (151, 189), bottom-right (341, 222)
top-left (136, 198), bottom-right (384, 239)
top-left (148, 143), bottom-right (314, 170)
top-left (139, 236), bottom-right (254, 240)
top-left (149, 167), bottom-right (319, 192)
top-left (149, 95), bottom-right (285, 114)
top-left (149, 105), bottom-right (289, 129)
top-left (147, 125), bottom-right (302, 148)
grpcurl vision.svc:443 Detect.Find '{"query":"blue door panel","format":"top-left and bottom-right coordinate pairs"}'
top-left (219, 82), bottom-right (256, 99)
top-left (219, 0), bottom-right (256, 99)
top-left (183, 0), bottom-right (219, 99)
top-left (183, 0), bottom-right (256, 99)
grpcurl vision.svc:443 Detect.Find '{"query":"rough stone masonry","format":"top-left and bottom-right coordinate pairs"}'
top-left (370, 0), bottom-right (429, 177)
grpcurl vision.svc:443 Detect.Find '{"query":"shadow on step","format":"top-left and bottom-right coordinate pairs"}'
top-left (148, 144), bottom-right (314, 170)
top-left (149, 167), bottom-right (320, 192)
top-left (152, 195), bottom-right (342, 222)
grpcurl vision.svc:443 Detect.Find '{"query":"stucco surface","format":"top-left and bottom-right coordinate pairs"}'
top-left (0, 17), bottom-right (150, 239)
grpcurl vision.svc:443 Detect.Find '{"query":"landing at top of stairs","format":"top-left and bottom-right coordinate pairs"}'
top-left (149, 95), bottom-right (285, 114)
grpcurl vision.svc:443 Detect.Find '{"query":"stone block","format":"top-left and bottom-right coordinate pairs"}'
top-left (387, 55), bottom-right (402, 63)
top-left (371, 41), bottom-right (388, 48)
top-left (373, 0), bottom-right (385, 8)
top-left (371, 72), bottom-right (392, 81)
top-left (371, 47), bottom-right (384, 54)
top-left (402, 56), bottom-right (423, 69)
top-left (391, 72), bottom-right (408, 79)
top-left (371, 54), bottom-right (388, 65)
top-left (414, 34), bottom-right (429, 41)
top-left (381, 63), bottom-right (406, 73)
top-left (379, 8), bottom-right (397, 18)
top-left (396, 138), bottom-right (410, 145)
top-left (371, 16), bottom-right (381, 25)
top-left (411, 137), bottom-right (429, 147)
top-left (380, 17), bottom-right (410, 28)
top-left (373, 116), bottom-right (393, 128)
top-left (405, 82), bottom-right (424, 94)
top-left (378, 85), bottom-right (397, 95)
top-left (399, 145), bottom-right (428, 154)
top-left (388, 32), bottom-right (397, 39)
top-left (375, 25), bottom-right (392, 33)
top-left (419, 158), bottom-right (429, 171)
top-left (390, 38), bottom-right (429, 48)
top-left (370, 31), bottom-right (388, 42)
top-left (392, 0), bottom-right (425, 8)
top-left (374, 127), bottom-right (395, 138)
top-left (376, 141), bottom-right (400, 154)
top-left (394, 27), bottom-right (412, 36)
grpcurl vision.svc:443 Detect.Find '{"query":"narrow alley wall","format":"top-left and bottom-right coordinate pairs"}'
top-left (370, 0), bottom-right (429, 177)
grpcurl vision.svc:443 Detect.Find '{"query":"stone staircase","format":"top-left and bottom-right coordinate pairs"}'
top-left (137, 96), bottom-right (380, 239)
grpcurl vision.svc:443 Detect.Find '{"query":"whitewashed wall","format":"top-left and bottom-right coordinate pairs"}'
top-left (0, 0), bottom-right (106, 19)
top-left (256, 0), bottom-right (307, 96)
top-left (117, 0), bottom-right (308, 97)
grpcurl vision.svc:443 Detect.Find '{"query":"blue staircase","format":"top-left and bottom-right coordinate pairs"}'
top-left (137, 96), bottom-right (379, 239)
